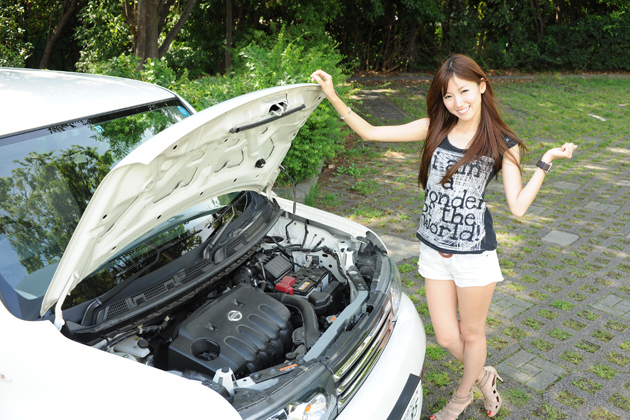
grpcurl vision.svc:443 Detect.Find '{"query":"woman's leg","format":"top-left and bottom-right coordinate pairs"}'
top-left (426, 279), bottom-right (473, 420)
top-left (455, 282), bottom-right (496, 395)
top-left (425, 278), bottom-right (464, 363)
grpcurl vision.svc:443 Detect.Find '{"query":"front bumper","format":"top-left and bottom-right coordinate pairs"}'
top-left (336, 293), bottom-right (425, 419)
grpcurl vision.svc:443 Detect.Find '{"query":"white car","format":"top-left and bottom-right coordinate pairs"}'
top-left (0, 69), bottom-right (426, 420)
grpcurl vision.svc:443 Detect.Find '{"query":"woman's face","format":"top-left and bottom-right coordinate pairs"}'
top-left (442, 75), bottom-right (486, 123)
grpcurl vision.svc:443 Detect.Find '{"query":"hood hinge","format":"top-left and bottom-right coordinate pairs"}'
top-left (53, 272), bottom-right (79, 331)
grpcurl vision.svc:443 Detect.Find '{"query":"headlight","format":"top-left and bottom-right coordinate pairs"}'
top-left (388, 258), bottom-right (402, 320)
top-left (287, 393), bottom-right (328, 420)
top-left (262, 368), bottom-right (337, 420)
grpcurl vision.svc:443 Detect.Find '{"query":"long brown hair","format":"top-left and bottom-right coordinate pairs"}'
top-left (418, 54), bottom-right (525, 189)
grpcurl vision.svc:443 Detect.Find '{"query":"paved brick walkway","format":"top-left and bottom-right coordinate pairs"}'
top-left (311, 84), bottom-right (630, 419)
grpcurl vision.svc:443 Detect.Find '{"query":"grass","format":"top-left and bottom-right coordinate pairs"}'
top-left (398, 263), bottom-right (415, 273)
top-left (349, 205), bottom-right (384, 220)
top-left (335, 163), bottom-right (374, 177)
top-left (486, 316), bottom-right (503, 327)
top-left (605, 352), bottom-right (630, 367)
top-left (538, 309), bottom-right (559, 320)
top-left (563, 319), bottom-right (586, 331)
top-left (550, 300), bottom-right (575, 311)
top-left (426, 344), bottom-right (448, 360)
top-left (532, 338), bottom-right (556, 352)
top-left (548, 328), bottom-right (572, 341)
top-left (319, 193), bottom-right (341, 207)
top-left (304, 183), bottom-right (321, 207)
top-left (488, 336), bottom-right (510, 350)
top-left (556, 390), bottom-right (586, 409)
top-left (573, 377), bottom-right (603, 395)
top-left (533, 404), bottom-right (567, 419)
top-left (351, 179), bottom-right (380, 195)
top-left (504, 326), bottom-right (528, 339)
top-left (589, 407), bottom-right (621, 420)
top-left (605, 319), bottom-right (628, 332)
top-left (589, 364), bottom-right (617, 380)
top-left (576, 340), bottom-right (601, 353)
top-left (577, 310), bottom-right (600, 321)
top-left (522, 317), bottom-right (544, 330)
top-left (560, 350), bottom-right (584, 365)
top-left (608, 393), bottom-right (630, 411)
top-left (505, 388), bottom-right (530, 406)
top-left (592, 329), bottom-right (615, 343)
top-left (424, 371), bottom-right (450, 387)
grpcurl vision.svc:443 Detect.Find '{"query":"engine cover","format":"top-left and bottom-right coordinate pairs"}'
top-left (169, 283), bottom-right (292, 377)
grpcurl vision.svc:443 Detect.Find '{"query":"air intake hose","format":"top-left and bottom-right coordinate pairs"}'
top-left (268, 293), bottom-right (320, 350)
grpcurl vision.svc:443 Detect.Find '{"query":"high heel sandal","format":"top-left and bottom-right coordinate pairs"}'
top-left (476, 366), bottom-right (503, 417)
top-left (429, 389), bottom-right (473, 420)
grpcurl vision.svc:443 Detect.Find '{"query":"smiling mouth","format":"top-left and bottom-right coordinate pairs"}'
top-left (457, 105), bottom-right (470, 114)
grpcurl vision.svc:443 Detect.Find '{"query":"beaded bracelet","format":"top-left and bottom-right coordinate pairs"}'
top-left (340, 108), bottom-right (352, 120)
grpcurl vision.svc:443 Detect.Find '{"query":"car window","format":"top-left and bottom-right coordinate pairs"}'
top-left (0, 100), bottom-right (193, 320)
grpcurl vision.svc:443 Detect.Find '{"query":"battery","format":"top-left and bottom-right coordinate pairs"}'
top-left (292, 266), bottom-right (329, 296)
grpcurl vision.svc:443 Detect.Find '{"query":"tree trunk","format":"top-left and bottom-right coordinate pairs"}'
top-left (407, 19), bottom-right (418, 72)
top-left (158, 0), bottom-right (198, 59)
top-left (136, 0), bottom-right (147, 62)
top-left (38, 0), bottom-right (85, 69)
top-left (145, 0), bottom-right (160, 60)
top-left (225, 0), bottom-right (233, 71)
top-left (529, 0), bottom-right (544, 40)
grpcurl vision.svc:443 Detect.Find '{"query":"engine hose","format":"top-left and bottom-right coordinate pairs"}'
top-left (268, 293), bottom-right (320, 350)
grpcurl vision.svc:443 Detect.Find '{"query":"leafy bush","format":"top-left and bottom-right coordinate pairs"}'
top-left (542, 12), bottom-right (630, 70)
top-left (87, 26), bottom-right (349, 184)
top-left (0, 3), bottom-right (32, 67)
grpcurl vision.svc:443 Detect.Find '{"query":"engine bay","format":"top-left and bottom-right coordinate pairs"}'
top-left (89, 209), bottom-right (386, 407)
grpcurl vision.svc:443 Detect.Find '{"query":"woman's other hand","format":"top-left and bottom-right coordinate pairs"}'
top-left (543, 142), bottom-right (578, 162)
top-left (311, 70), bottom-right (337, 100)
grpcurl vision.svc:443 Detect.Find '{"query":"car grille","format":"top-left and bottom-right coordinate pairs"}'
top-left (334, 299), bottom-right (394, 410)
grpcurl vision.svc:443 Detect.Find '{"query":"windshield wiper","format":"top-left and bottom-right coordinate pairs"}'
top-left (89, 229), bottom-right (201, 313)
top-left (114, 229), bottom-right (201, 282)
top-left (202, 192), bottom-right (247, 259)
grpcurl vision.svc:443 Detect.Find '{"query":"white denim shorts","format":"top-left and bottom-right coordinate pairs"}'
top-left (417, 242), bottom-right (504, 288)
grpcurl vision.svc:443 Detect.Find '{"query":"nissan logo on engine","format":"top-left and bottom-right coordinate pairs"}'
top-left (227, 310), bottom-right (243, 322)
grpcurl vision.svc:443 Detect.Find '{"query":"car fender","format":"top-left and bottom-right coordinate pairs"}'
top-left (273, 196), bottom-right (389, 252)
top-left (0, 303), bottom-right (241, 420)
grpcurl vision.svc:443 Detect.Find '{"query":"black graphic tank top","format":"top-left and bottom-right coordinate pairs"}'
top-left (416, 136), bottom-right (517, 254)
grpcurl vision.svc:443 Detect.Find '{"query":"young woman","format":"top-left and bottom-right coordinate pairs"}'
top-left (311, 55), bottom-right (577, 420)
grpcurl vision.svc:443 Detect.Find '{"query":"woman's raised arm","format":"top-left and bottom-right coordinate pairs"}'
top-left (311, 70), bottom-right (428, 143)
top-left (503, 142), bottom-right (578, 217)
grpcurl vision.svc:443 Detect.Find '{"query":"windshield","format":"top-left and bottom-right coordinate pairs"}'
top-left (0, 100), bottom-right (192, 320)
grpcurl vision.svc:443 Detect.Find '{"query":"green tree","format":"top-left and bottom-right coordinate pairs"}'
top-left (75, 0), bottom-right (197, 70)
top-left (0, 2), bottom-right (33, 67)
top-left (38, 0), bottom-right (87, 69)
top-left (0, 146), bottom-right (113, 275)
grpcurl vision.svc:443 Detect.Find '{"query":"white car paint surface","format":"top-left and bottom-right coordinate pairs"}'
top-left (0, 68), bottom-right (185, 137)
top-left (0, 302), bottom-right (241, 419)
top-left (337, 294), bottom-right (425, 419)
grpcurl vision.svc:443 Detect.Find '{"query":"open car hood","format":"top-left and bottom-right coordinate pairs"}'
top-left (41, 83), bottom-right (324, 317)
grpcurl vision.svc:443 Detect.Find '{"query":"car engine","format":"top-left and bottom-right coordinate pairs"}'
top-left (87, 209), bottom-right (385, 409)
top-left (168, 283), bottom-right (293, 377)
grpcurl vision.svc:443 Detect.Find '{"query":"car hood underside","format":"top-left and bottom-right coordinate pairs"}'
top-left (41, 84), bottom-right (324, 318)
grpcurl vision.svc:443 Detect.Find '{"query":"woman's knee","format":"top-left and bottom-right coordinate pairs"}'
top-left (435, 330), bottom-right (462, 349)
top-left (460, 327), bottom-right (487, 344)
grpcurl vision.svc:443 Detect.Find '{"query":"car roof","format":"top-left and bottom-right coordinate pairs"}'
top-left (0, 68), bottom-right (178, 137)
